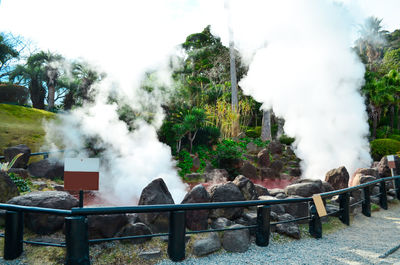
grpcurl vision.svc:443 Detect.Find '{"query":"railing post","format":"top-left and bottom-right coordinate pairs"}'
top-left (43, 153), bottom-right (49, 159)
top-left (395, 177), bottom-right (400, 200)
top-left (256, 205), bottom-right (270, 246)
top-left (308, 203), bottom-right (322, 238)
top-left (168, 210), bottom-right (186, 262)
top-left (339, 192), bottom-right (350, 226)
top-left (65, 216), bottom-right (89, 265)
top-left (379, 180), bottom-right (388, 210)
top-left (4, 211), bottom-right (24, 260)
top-left (362, 187), bottom-right (371, 217)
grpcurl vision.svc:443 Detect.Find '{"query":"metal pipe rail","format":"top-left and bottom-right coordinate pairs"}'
top-left (0, 175), bottom-right (399, 264)
top-left (0, 149), bottom-right (71, 160)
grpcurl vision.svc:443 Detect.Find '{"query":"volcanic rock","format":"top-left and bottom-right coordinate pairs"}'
top-left (289, 167), bottom-right (301, 177)
top-left (28, 158), bottom-right (64, 180)
top-left (246, 142), bottom-right (261, 154)
top-left (204, 169), bottom-right (228, 183)
top-left (376, 156), bottom-right (400, 178)
top-left (283, 196), bottom-right (309, 221)
top-left (211, 217), bottom-right (233, 229)
top-left (260, 167), bottom-right (279, 179)
top-left (268, 141), bottom-right (283, 155)
top-left (7, 191), bottom-right (78, 234)
top-left (88, 213), bottom-right (129, 239)
top-left (4, 144), bottom-right (31, 168)
top-left (270, 160), bottom-right (284, 174)
top-left (321, 181), bottom-right (334, 192)
top-left (353, 168), bottom-right (379, 178)
top-left (239, 161), bottom-right (258, 180)
top-left (193, 232), bottom-right (221, 256)
top-left (115, 222), bottom-right (152, 244)
top-left (350, 174), bottom-right (376, 187)
top-left (181, 184), bottom-right (210, 231)
top-left (138, 178), bottom-right (174, 233)
top-left (191, 154), bottom-right (201, 172)
top-left (257, 149), bottom-right (270, 168)
top-left (138, 249), bottom-right (162, 260)
top-left (325, 166), bottom-right (349, 190)
top-left (209, 182), bottom-right (245, 220)
top-left (222, 224), bottom-right (250, 253)
top-left (258, 195), bottom-right (285, 214)
top-left (254, 184), bottom-right (270, 197)
top-left (0, 171), bottom-right (19, 202)
top-left (284, 180), bottom-right (324, 197)
top-left (268, 188), bottom-right (285, 196)
top-left (276, 213), bottom-right (300, 239)
top-left (232, 175), bottom-right (258, 200)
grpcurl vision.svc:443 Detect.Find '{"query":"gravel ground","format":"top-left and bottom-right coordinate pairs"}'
top-left (158, 203), bottom-right (400, 265)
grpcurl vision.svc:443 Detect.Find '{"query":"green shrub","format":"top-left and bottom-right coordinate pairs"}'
top-left (376, 126), bottom-right (391, 139)
top-left (245, 128), bottom-right (259, 138)
top-left (9, 173), bottom-right (31, 193)
top-left (176, 150), bottom-right (193, 178)
top-left (215, 139), bottom-right (244, 178)
top-left (370, 138), bottom-right (400, 161)
top-left (279, 134), bottom-right (295, 145)
top-left (389, 134), bottom-right (400, 142)
top-left (0, 83), bottom-right (29, 105)
top-left (194, 126), bottom-right (220, 146)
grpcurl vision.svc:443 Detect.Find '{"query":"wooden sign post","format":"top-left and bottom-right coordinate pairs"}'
top-left (64, 158), bottom-right (100, 207)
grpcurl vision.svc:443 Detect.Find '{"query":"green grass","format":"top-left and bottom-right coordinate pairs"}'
top-left (0, 104), bottom-right (56, 156)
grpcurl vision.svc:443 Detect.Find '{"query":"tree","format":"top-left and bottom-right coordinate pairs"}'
top-left (0, 33), bottom-right (19, 82)
top-left (261, 110), bottom-right (272, 141)
top-left (381, 48), bottom-right (400, 74)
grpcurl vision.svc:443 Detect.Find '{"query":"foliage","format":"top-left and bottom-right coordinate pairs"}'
top-left (0, 153), bottom-right (23, 172)
top-left (381, 48), bottom-right (400, 74)
top-left (279, 134), bottom-right (295, 145)
top-left (8, 172), bottom-right (31, 192)
top-left (376, 125), bottom-right (392, 138)
top-left (246, 126), bottom-right (261, 138)
top-left (370, 138), bottom-right (400, 160)
top-left (176, 150), bottom-right (193, 178)
top-left (0, 83), bottom-right (29, 105)
top-left (389, 134), bottom-right (400, 142)
top-left (215, 139), bottom-right (244, 170)
top-left (0, 32), bottom-right (21, 82)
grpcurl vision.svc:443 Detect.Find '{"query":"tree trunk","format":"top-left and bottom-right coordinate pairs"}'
top-left (261, 110), bottom-right (272, 142)
top-left (29, 80), bottom-right (45, 109)
top-left (48, 84), bottom-right (55, 110)
top-left (390, 105), bottom-right (395, 131)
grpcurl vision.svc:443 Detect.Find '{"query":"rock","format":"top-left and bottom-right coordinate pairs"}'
top-left (28, 158), bottom-right (64, 180)
top-left (138, 249), bottom-right (162, 260)
top-left (51, 184), bottom-right (64, 191)
top-left (181, 184), bottom-right (210, 231)
top-left (268, 141), bottom-right (283, 155)
top-left (377, 156), bottom-right (392, 178)
top-left (289, 167), bottom-right (301, 177)
top-left (325, 166), bottom-right (350, 190)
top-left (8, 168), bottom-right (29, 179)
top-left (246, 142), bottom-right (261, 154)
top-left (115, 222), bottom-right (152, 244)
top-left (88, 214), bottom-right (129, 239)
top-left (257, 149), bottom-right (270, 168)
top-left (350, 174), bottom-right (376, 187)
top-left (325, 204), bottom-right (340, 217)
top-left (4, 144), bottom-right (30, 168)
top-left (31, 180), bottom-right (48, 190)
top-left (7, 191), bottom-right (78, 234)
top-left (209, 182), bottom-right (245, 220)
top-left (191, 154), bottom-right (201, 172)
top-left (193, 232), bottom-right (221, 256)
top-left (211, 217), bottom-right (233, 229)
top-left (284, 180), bottom-right (324, 197)
top-left (138, 178), bottom-right (174, 233)
top-left (232, 175), bottom-right (257, 200)
top-left (258, 195), bottom-right (285, 214)
top-left (243, 154), bottom-right (257, 163)
top-left (0, 171), bottom-right (19, 202)
top-left (283, 196), bottom-right (308, 220)
top-left (321, 181), bottom-right (334, 192)
top-left (353, 168), bottom-right (379, 178)
top-left (276, 214), bottom-right (300, 239)
top-left (275, 193), bottom-right (287, 199)
top-left (184, 173), bottom-right (204, 180)
top-left (268, 188), bottom-right (285, 196)
top-left (204, 169), bottom-right (229, 183)
top-left (241, 212), bottom-right (257, 234)
top-left (222, 224), bottom-right (250, 252)
top-left (239, 161), bottom-right (259, 180)
top-left (254, 184), bottom-right (270, 197)
top-left (260, 167), bottom-right (279, 179)
top-left (270, 160), bottom-right (284, 174)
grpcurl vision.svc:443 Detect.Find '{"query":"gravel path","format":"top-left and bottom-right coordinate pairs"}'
top-left (158, 203), bottom-right (400, 265)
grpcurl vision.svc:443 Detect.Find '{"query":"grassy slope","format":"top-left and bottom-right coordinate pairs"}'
top-left (0, 104), bottom-right (56, 156)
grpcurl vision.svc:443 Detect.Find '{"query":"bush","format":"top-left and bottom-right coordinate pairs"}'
top-left (176, 150), bottom-right (193, 178)
top-left (376, 126), bottom-right (391, 139)
top-left (245, 126), bottom-right (261, 138)
top-left (215, 139), bottom-right (243, 178)
top-left (194, 126), bottom-right (221, 146)
top-left (389, 134), bottom-right (400, 142)
top-left (0, 83), bottom-right (29, 105)
top-left (279, 135), bottom-right (295, 145)
top-left (9, 172), bottom-right (31, 193)
top-left (370, 138), bottom-right (400, 161)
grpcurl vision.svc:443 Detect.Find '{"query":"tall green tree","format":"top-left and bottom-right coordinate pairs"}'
top-left (0, 33), bottom-right (19, 81)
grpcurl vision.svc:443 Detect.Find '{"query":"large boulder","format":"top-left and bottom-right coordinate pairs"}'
top-left (283, 196), bottom-right (309, 220)
top-left (181, 184), bottom-right (210, 231)
top-left (7, 191), bottom-right (78, 234)
top-left (209, 182), bottom-right (245, 220)
top-left (222, 224), bottom-right (250, 252)
top-left (376, 156), bottom-right (400, 178)
top-left (284, 180), bottom-right (324, 197)
top-left (260, 167), bottom-right (279, 179)
top-left (4, 144), bottom-right (31, 168)
top-left (268, 141), bottom-right (283, 155)
top-left (193, 232), bottom-right (221, 256)
top-left (115, 222), bottom-right (152, 244)
top-left (350, 174), bottom-right (376, 187)
top-left (232, 175), bottom-right (258, 200)
top-left (88, 213), bottom-right (129, 239)
top-left (210, 217), bottom-right (233, 229)
top-left (270, 160), bottom-right (284, 174)
top-left (28, 158), bottom-right (64, 180)
top-left (0, 171), bottom-right (19, 202)
top-left (257, 149), bottom-right (270, 168)
top-left (204, 169), bottom-right (229, 183)
top-left (325, 166), bottom-right (349, 190)
top-left (239, 161), bottom-right (259, 180)
top-left (276, 213), bottom-right (300, 239)
top-left (254, 184), bottom-right (270, 197)
top-left (258, 195), bottom-right (285, 214)
top-left (138, 178), bottom-right (174, 233)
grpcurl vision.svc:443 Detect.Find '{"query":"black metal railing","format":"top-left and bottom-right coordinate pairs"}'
top-left (1, 175), bottom-right (400, 264)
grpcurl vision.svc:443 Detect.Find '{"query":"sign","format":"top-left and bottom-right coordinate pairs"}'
top-left (387, 155), bottom-right (396, 169)
top-left (312, 194), bottom-right (327, 217)
top-left (64, 158), bottom-right (99, 191)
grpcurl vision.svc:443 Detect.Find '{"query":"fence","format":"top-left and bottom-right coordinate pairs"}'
top-left (1, 175), bottom-right (400, 264)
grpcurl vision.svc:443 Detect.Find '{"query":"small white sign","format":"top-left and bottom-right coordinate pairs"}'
top-left (388, 155), bottom-right (395, 162)
top-left (65, 158), bottom-right (100, 172)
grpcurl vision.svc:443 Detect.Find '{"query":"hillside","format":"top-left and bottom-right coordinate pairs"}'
top-left (0, 104), bottom-right (56, 155)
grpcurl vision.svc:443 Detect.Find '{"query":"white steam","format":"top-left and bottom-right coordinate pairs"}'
top-left (226, 0), bottom-right (372, 178)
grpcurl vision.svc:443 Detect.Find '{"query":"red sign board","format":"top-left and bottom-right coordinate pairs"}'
top-left (64, 158), bottom-right (99, 191)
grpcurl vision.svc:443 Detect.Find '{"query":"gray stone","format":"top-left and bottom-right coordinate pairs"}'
top-left (232, 175), bottom-right (258, 200)
top-left (0, 171), bottom-right (19, 203)
top-left (138, 249), bottom-right (162, 260)
top-left (284, 180), bottom-right (324, 197)
top-left (222, 224), bottom-right (250, 252)
top-left (269, 188), bottom-right (285, 196)
top-left (88, 213), bottom-right (129, 239)
top-left (239, 161), bottom-right (259, 180)
top-left (246, 142), bottom-right (261, 154)
top-left (115, 222), bottom-right (152, 244)
top-left (181, 184), bottom-right (210, 231)
top-left (8, 168), bottom-right (29, 178)
top-left (28, 158), bottom-right (64, 180)
top-left (283, 196), bottom-right (309, 220)
top-left (275, 193), bottom-right (287, 199)
top-left (4, 144), bottom-right (30, 168)
top-left (258, 195), bottom-right (285, 214)
top-left (270, 160), bottom-right (284, 174)
top-left (325, 166), bottom-right (350, 190)
top-left (257, 149), bottom-right (270, 168)
top-left (204, 169), bottom-right (229, 183)
top-left (260, 167), bottom-right (279, 179)
top-left (254, 184), bottom-right (270, 197)
top-left (276, 214), bottom-right (300, 239)
top-left (268, 141), bottom-right (283, 155)
top-left (211, 217), bottom-right (233, 229)
top-left (209, 182), bottom-right (245, 220)
top-left (350, 174), bottom-right (376, 187)
top-left (193, 232), bottom-right (221, 256)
